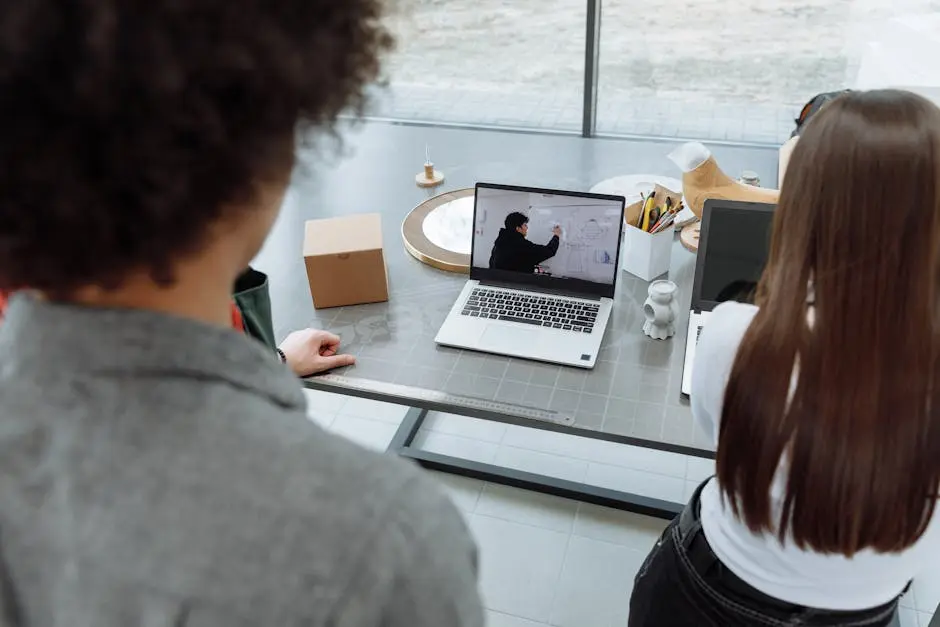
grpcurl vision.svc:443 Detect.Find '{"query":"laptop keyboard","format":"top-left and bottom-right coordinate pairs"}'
top-left (461, 288), bottom-right (599, 333)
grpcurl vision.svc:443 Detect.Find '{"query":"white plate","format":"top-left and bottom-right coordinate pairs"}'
top-left (421, 195), bottom-right (474, 255)
top-left (589, 174), bottom-right (684, 206)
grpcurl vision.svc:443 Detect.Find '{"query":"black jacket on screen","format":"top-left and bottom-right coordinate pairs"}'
top-left (488, 229), bottom-right (560, 274)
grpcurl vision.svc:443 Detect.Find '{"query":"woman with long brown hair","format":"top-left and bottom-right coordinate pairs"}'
top-left (629, 89), bottom-right (940, 626)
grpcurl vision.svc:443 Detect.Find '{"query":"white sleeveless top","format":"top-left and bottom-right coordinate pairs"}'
top-left (692, 301), bottom-right (940, 610)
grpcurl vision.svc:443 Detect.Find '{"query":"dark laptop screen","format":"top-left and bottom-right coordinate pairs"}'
top-left (698, 203), bottom-right (775, 307)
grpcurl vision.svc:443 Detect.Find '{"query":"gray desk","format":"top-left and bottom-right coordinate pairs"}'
top-left (253, 120), bottom-right (778, 518)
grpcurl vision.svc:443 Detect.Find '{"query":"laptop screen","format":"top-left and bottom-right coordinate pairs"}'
top-left (694, 200), bottom-right (775, 310)
top-left (470, 183), bottom-right (625, 299)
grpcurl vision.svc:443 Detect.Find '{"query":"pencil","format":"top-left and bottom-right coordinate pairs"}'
top-left (640, 191), bottom-right (657, 230)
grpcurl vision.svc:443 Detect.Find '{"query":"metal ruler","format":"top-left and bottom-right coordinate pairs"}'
top-left (313, 374), bottom-right (574, 426)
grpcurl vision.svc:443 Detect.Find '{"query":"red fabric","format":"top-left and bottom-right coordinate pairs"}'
top-left (231, 301), bottom-right (245, 332)
top-left (0, 291), bottom-right (7, 320)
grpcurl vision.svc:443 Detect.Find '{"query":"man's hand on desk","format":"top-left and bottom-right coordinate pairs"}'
top-left (279, 329), bottom-right (356, 377)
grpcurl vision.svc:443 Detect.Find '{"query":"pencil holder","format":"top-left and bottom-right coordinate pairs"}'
top-left (621, 206), bottom-right (672, 281)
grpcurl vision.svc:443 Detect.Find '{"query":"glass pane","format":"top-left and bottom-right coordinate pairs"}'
top-left (596, 0), bottom-right (940, 144)
top-left (377, 1), bottom-right (586, 131)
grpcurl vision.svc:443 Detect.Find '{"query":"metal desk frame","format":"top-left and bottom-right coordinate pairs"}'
top-left (304, 378), bottom-right (713, 521)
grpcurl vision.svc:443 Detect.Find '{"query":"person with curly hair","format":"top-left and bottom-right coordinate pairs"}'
top-left (0, 2), bottom-right (483, 626)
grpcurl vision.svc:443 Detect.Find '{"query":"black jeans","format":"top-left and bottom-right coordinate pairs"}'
top-left (629, 481), bottom-right (903, 627)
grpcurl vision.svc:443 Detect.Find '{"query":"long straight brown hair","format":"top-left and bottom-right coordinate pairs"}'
top-left (718, 89), bottom-right (940, 556)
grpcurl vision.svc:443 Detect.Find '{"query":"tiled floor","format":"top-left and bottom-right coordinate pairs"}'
top-left (303, 389), bottom-right (938, 627)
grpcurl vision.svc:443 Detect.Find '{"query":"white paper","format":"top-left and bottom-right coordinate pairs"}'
top-left (667, 142), bottom-right (711, 174)
top-left (673, 206), bottom-right (698, 230)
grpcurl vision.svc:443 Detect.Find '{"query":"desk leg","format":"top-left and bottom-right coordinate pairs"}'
top-left (386, 407), bottom-right (426, 452)
top-left (387, 406), bottom-right (682, 520)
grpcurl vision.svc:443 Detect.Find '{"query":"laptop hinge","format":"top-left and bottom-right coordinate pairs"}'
top-left (477, 279), bottom-right (603, 301)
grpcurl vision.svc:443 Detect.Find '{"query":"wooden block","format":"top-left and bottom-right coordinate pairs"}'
top-left (682, 156), bottom-right (779, 217)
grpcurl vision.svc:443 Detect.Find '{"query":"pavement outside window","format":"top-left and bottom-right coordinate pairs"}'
top-left (375, 1), bottom-right (940, 144)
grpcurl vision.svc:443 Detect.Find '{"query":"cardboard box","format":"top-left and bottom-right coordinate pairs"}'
top-left (303, 213), bottom-right (389, 309)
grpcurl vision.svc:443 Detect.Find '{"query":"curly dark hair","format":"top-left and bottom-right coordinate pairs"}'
top-left (504, 212), bottom-right (529, 230)
top-left (0, 0), bottom-right (393, 292)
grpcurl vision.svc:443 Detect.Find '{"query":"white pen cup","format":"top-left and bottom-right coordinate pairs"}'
top-left (620, 214), bottom-right (672, 281)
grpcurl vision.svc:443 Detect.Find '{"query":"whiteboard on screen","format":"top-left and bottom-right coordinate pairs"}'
top-left (472, 189), bottom-right (621, 283)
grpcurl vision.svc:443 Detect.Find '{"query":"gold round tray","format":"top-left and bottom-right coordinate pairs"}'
top-left (402, 187), bottom-right (474, 273)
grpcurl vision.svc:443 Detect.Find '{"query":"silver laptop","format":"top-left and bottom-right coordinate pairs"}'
top-left (680, 199), bottom-right (776, 396)
top-left (435, 182), bottom-right (625, 368)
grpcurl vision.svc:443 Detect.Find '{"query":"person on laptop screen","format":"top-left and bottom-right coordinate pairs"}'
top-left (488, 212), bottom-right (561, 273)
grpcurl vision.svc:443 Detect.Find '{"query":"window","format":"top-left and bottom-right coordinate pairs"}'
top-left (378, 0), bottom-right (586, 131)
top-left (372, 1), bottom-right (940, 144)
top-left (596, 0), bottom-right (940, 143)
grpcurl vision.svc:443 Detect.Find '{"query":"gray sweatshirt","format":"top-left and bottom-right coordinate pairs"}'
top-left (0, 296), bottom-right (483, 627)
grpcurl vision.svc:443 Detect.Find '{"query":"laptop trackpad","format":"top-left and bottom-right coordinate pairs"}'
top-left (480, 325), bottom-right (540, 352)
